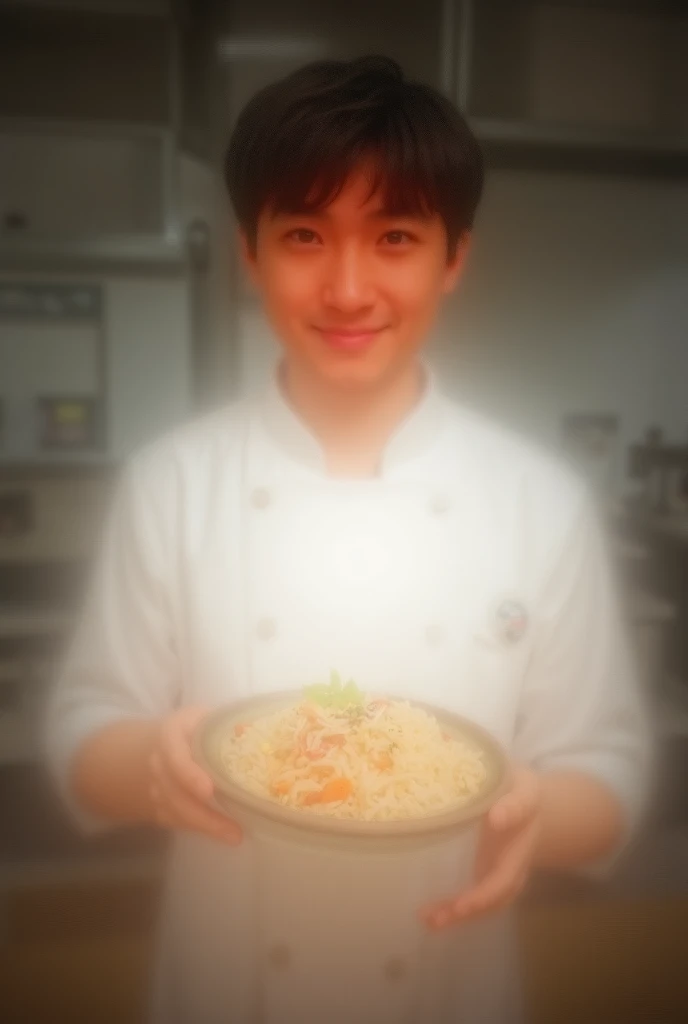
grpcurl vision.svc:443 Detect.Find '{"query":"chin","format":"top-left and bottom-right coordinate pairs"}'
top-left (307, 338), bottom-right (407, 391)
top-left (314, 357), bottom-right (394, 392)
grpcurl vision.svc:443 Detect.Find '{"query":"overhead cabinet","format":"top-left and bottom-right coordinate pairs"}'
top-left (0, 2), bottom-right (182, 266)
top-left (457, 0), bottom-right (688, 169)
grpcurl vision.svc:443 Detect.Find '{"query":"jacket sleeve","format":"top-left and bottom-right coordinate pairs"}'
top-left (513, 494), bottom-right (653, 873)
top-left (45, 453), bottom-right (181, 832)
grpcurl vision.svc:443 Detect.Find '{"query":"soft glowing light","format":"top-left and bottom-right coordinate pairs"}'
top-left (332, 532), bottom-right (391, 586)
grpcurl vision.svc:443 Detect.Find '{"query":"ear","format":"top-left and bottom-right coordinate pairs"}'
top-left (238, 229), bottom-right (260, 290)
top-left (442, 232), bottom-right (472, 295)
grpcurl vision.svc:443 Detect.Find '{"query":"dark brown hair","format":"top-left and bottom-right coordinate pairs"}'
top-left (224, 55), bottom-right (484, 258)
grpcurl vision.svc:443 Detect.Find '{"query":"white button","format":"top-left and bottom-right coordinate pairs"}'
top-left (251, 487), bottom-right (272, 510)
top-left (426, 624), bottom-right (445, 647)
top-left (268, 942), bottom-right (291, 969)
top-left (430, 494), bottom-right (451, 516)
top-left (256, 618), bottom-right (277, 641)
top-left (384, 956), bottom-right (408, 982)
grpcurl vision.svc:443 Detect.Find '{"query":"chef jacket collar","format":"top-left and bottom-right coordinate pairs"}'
top-left (259, 363), bottom-right (447, 476)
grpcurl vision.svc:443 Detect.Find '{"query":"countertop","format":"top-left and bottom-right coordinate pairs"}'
top-left (614, 506), bottom-right (688, 545)
top-left (0, 603), bottom-right (74, 639)
top-left (649, 515), bottom-right (688, 544)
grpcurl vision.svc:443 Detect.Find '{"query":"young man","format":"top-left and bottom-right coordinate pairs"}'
top-left (48, 56), bottom-right (648, 1023)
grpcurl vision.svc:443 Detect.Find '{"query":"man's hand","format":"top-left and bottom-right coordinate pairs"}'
top-left (422, 765), bottom-right (541, 930)
top-left (148, 707), bottom-right (243, 846)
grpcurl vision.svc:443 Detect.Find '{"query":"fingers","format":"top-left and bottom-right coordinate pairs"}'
top-left (423, 825), bottom-right (535, 931)
top-left (151, 762), bottom-right (242, 846)
top-left (148, 706), bottom-right (242, 846)
top-left (420, 766), bottom-right (541, 930)
top-left (489, 767), bottom-right (540, 832)
top-left (158, 708), bottom-right (214, 803)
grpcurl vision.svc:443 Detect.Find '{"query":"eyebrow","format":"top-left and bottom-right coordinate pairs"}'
top-left (270, 205), bottom-right (434, 223)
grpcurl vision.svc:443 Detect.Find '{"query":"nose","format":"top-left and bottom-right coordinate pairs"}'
top-left (321, 245), bottom-right (375, 314)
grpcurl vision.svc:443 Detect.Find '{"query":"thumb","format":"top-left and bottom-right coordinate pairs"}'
top-left (168, 706), bottom-right (213, 799)
top-left (177, 705), bottom-right (211, 741)
top-left (488, 767), bottom-right (539, 831)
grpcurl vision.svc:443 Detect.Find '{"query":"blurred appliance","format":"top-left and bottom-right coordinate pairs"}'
top-left (0, 608), bottom-right (72, 766)
top-left (0, 0), bottom-right (181, 265)
top-left (0, 282), bottom-right (106, 463)
top-left (628, 428), bottom-right (688, 516)
top-left (561, 413), bottom-right (619, 504)
top-left (0, 269), bottom-right (193, 465)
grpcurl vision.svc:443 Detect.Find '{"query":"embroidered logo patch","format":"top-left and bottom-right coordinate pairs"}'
top-left (492, 598), bottom-right (529, 646)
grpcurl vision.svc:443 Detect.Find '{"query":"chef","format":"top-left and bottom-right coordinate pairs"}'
top-left (46, 55), bottom-right (649, 1024)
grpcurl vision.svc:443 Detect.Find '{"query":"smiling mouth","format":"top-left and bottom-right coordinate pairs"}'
top-left (314, 326), bottom-right (386, 353)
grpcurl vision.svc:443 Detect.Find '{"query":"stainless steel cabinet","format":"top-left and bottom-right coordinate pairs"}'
top-left (459, 0), bottom-right (688, 167)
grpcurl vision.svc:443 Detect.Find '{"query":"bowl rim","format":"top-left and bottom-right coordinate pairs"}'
top-left (193, 690), bottom-right (509, 840)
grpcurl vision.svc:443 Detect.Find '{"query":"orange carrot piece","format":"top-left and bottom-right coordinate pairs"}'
top-left (302, 777), bottom-right (353, 806)
top-left (302, 790), bottom-right (322, 806)
top-left (323, 777), bottom-right (354, 802)
top-left (303, 734), bottom-right (346, 760)
top-left (271, 779), bottom-right (292, 796)
top-left (234, 723), bottom-right (248, 737)
top-left (373, 752), bottom-right (394, 772)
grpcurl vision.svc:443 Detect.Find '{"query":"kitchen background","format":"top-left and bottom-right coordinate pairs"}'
top-left (1, 1), bottom-right (687, 1021)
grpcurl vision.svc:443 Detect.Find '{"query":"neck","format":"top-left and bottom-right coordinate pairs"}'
top-left (281, 361), bottom-right (425, 477)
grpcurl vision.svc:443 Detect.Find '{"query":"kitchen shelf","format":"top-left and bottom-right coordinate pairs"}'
top-left (0, 606), bottom-right (74, 641)
top-left (0, 459), bottom-right (119, 480)
top-left (471, 117), bottom-right (688, 154)
top-left (472, 118), bottom-right (688, 177)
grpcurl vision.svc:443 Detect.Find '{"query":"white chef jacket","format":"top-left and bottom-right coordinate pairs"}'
top-left (46, 371), bottom-right (649, 1024)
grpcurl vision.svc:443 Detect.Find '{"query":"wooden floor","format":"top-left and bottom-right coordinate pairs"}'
top-left (2, 880), bottom-right (688, 1023)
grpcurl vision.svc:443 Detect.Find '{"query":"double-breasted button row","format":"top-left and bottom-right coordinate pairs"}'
top-left (267, 942), bottom-right (408, 983)
top-left (255, 618), bottom-right (445, 647)
top-left (251, 487), bottom-right (451, 518)
top-left (250, 483), bottom-right (448, 650)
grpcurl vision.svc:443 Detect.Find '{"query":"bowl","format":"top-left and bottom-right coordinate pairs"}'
top-left (192, 692), bottom-right (510, 1022)
top-left (193, 690), bottom-right (508, 843)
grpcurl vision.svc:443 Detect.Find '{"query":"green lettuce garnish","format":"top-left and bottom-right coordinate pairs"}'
top-left (304, 670), bottom-right (364, 710)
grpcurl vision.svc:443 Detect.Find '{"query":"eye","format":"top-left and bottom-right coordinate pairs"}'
top-left (382, 230), bottom-right (414, 246)
top-left (287, 228), bottom-right (320, 245)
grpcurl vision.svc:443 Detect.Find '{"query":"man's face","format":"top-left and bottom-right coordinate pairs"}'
top-left (241, 165), bottom-right (469, 392)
